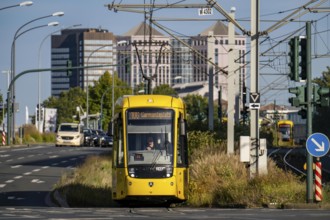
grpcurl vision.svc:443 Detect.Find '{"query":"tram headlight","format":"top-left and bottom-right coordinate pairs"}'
top-left (166, 167), bottom-right (173, 177)
top-left (129, 168), bottom-right (135, 177)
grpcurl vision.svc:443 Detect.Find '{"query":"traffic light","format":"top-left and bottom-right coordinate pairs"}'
top-left (124, 58), bottom-right (130, 73)
top-left (298, 107), bottom-right (307, 119)
top-left (288, 37), bottom-right (299, 81)
top-left (40, 107), bottom-right (44, 121)
top-left (299, 37), bottom-right (307, 80)
top-left (36, 106), bottom-right (39, 121)
top-left (66, 60), bottom-right (72, 76)
top-left (313, 84), bottom-right (330, 107)
top-left (288, 86), bottom-right (306, 107)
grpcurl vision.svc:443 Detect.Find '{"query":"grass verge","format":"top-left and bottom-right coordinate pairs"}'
top-left (54, 131), bottom-right (330, 208)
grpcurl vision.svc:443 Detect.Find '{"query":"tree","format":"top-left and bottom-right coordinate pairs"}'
top-left (43, 87), bottom-right (86, 125)
top-left (152, 84), bottom-right (177, 96)
top-left (183, 94), bottom-right (209, 131)
top-left (313, 67), bottom-right (330, 137)
top-left (88, 71), bottom-right (131, 131)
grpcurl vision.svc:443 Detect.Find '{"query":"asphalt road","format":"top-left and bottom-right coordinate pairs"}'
top-left (0, 145), bottom-right (330, 219)
top-left (0, 144), bottom-right (108, 206)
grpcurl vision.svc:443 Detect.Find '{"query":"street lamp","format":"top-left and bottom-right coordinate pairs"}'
top-left (37, 24), bottom-right (81, 132)
top-left (0, 1), bottom-right (33, 11)
top-left (100, 87), bottom-right (111, 130)
top-left (9, 14), bottom-right (62, 144)
top-left (86, 44), bottom-right (112, 129)
top-left (86, 40), bottom-right (126, 129)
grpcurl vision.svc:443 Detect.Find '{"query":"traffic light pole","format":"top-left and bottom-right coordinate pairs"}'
top-left (306, 21), bottom-right (313, 203)
top-left (5, 64), bottom-right (117, 145)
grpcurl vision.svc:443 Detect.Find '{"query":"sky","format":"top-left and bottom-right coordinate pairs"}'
top-left (1, 0), bottom-right (330, 127)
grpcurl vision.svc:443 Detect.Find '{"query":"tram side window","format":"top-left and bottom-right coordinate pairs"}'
top-left (115, 117), bottom-right (124, 167)
top-left (177, 115), bottom-right (188, 167)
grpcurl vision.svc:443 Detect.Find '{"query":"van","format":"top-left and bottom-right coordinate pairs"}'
top-left (55, 123), bottom-right (84, 147)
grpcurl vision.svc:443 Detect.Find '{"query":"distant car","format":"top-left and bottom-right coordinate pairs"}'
top-left (83, 128), bottom-right (97, 147)
top-left (91, 129), bottom-right (102, 147)
top-left (100, 133), bottom-right (113, 147)
top-left (56, 123), bottom-right (84, 147)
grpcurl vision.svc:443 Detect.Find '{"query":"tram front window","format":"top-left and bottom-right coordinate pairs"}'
top-left (279, 125), bottom-right (290, 142)
top-left (126, 109), bottom-right (174, 178)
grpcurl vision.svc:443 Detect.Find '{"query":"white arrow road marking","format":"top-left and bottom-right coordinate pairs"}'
top-left (312, 138), bottom-right (325, 152)
top-left (31, 179), bottom-right (44, 183)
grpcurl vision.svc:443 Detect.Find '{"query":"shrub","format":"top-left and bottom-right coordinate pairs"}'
top-left (188, 131), bottom-right (306, 208)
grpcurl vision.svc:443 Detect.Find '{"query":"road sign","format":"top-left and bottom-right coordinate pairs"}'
top-left (249, 103), bottom-right (260, 110)
top-left (306, 133), bottom-right (330, 157)
top-left (250, 93), bottom-right (260, 103)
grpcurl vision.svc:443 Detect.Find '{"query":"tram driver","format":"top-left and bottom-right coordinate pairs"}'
top-left (145, 136), bottom-right (155, 150)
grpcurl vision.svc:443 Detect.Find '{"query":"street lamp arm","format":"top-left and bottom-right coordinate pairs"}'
top-left (0, 1), bottom-right (33, 11)
top-left (14, 22), bottom-right (59, 41)
top-left (13, 11), bottom-right (64, 39)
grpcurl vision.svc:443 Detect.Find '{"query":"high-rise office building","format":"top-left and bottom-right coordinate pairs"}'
top-left (51, 28), bottom-right (117, 97)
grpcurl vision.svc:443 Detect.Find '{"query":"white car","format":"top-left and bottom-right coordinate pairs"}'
top-left (55, 123), bottom-right (84, 147)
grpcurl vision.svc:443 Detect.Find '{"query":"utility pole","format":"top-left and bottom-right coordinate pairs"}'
top-left (208, 31), bottom-right (214, 131)
top-left (249, 0), bottom-right (260, 177)
top-left (305, 21), bottom-right (313, 204)
top-left (227, 8), bottom-right (236, 154)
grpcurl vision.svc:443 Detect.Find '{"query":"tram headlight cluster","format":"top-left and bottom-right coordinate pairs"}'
top-left (166, 167), bottom-right (173, 177)
top-left (129, 168), bottom-right (135, 177)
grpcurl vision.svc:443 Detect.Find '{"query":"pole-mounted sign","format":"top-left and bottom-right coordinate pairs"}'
top-left (306, 133), bottom-right (330, 157)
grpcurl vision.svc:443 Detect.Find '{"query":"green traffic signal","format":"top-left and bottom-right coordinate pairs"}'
top-left (314, 85), bottom-right (330, 107)
top-left (66, 60), bottom-right (72, 76)
top-left (288, 86), bottom-right (306, 107)
top-left (288, 37), bottom-right (299, 81)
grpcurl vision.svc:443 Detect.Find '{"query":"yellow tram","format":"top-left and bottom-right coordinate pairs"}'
top-left (110, 95), bottom-right (188, 204)
top-left (276, 119), bottom-right (294, 147)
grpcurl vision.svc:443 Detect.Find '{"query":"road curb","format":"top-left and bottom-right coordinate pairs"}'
top-left (53, 190), bottom-right (69, 207)
top-left (282, 203), bottom-right (330, 209)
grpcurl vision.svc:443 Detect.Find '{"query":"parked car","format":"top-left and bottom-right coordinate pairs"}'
top-left (56, 123), bottom-right (84, 147)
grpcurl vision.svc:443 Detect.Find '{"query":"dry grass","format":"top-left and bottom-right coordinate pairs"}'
top-left (54, 131), bottom-right (327, 208)
top-left (188, 142), bottom-right (306, 208)
top-left (55, 153), bottom-right (116, 207)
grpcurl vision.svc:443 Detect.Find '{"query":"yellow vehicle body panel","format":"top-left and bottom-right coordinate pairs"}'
top-left (113, 167), bottom-right (188, 201)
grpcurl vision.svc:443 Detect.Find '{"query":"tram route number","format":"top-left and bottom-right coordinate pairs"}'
top-left (198, 8), bottom-right (213, 16)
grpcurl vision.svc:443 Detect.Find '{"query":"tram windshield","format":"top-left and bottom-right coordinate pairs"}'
top-left (126, 108), bottom-right (174, 166)
top-left (279, 124), bottom-right (291, 141)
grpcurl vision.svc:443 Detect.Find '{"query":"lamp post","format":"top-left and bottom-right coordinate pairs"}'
top-left (10, 11), bottom-right (63, 143)
top-left (9, 19), bottom-right (62, 144)
top-left (100, 87), bottom-right (111, 130)
top-left (86, 40), bottom-right (126, 129)
top-left (0, 1), bottom-right (33, 11)
top-left (86, 44), bottom-right (112, 129)
top-left (37, 24), bottom-right (80, 132)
